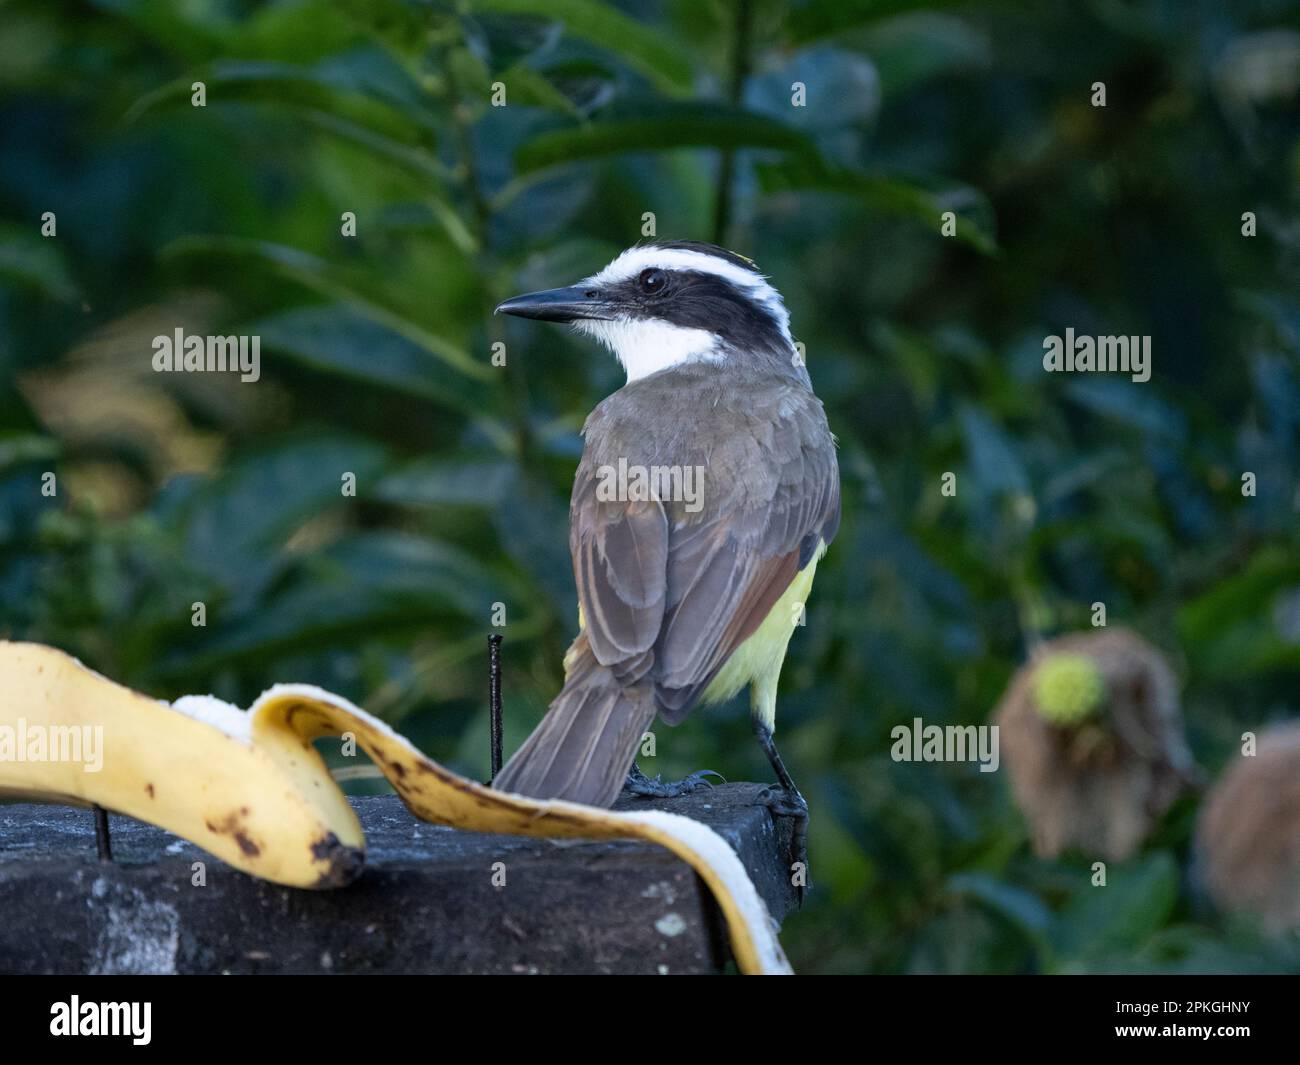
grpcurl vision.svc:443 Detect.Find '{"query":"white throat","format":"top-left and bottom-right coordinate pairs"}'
top-left (573, 317), bottom-right (720, 382)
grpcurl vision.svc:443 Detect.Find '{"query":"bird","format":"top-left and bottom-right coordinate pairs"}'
top-left (491, 240), bottom-right (840, 875)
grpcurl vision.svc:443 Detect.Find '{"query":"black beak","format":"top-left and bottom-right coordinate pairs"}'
top-left (494, 285), bottom-right (609, 323)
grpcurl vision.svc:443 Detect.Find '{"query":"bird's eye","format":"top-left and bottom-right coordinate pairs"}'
top-left (638, 268), bottom-right (666, 295)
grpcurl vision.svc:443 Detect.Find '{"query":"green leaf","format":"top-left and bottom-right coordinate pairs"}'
top-left (1063, 378), bottom-right (1185, 440)
top-left (227, 0), bottom-right (360, 62)
top-left (861, 13), bottom-right (992, 99)
top-left (1178, 546), bottom-right (1300, 678)
top-left (492, 470), bottom-right (574, 617)
top-left (0, 433), bottom-right (59, 470)
top-left (249, 305), bottom-right (491, 415)
top-left (162, 237), bottom-right (489, 381)
top-left (92, 0), bottom-right (231, 60)
top-left (1052, 852), bottom-right (1180, 962)
top-left (959, 403), bottom-right (1028, 496)
top-left (123, 57), bottom-right (437, 137)
top-left (947, 872), bottom-right (1055, 948)
top-left (755, 157), bottom-right (997, 253)
top-left (289, 106), bottom-right (454, 187)
top-left (788, 0), bottom-right (977, 45)
top-left (177, 434), bottom-right (390, 601)
top-left (287, 106), bottom-right (473, 250)
top-left (122, 58), bottom-right (468, 246)
top-left (0, 227), bottom-right (79, 302)
top-left (516, 102), bottom-right (811, 172)
top-left (375, 457), bottom-right (517, 507)
top-left (158, 533), bottom-right (504, 672)
top-left (469, 0), bottom-right (694, 94)
top-left (497, 63), bottom-right (586, 119)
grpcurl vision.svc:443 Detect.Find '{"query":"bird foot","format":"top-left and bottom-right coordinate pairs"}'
top-left (757, 784), bottom-right (810, 904)
top-left (624, 763), bottom-right (723, 798)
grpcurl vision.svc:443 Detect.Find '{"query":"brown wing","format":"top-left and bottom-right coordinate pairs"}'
top-left (570, 379), bottom-right (839, 724)
top-left (653, 394), bottom-right (840, 721)
top-left (570, 494), bottom-right (667, 685)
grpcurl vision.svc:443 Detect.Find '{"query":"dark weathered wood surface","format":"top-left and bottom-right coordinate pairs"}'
top-left (0, 784), bottom-right (796, 974)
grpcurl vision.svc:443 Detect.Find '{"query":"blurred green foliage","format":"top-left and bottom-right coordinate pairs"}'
top-left (1, 0), bottom-right (1298, 973)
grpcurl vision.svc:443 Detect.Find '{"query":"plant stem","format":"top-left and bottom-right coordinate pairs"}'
top-left (712, 0), bottom-right (754, 246)
top-left (442, 43), bottom-right (534, 470)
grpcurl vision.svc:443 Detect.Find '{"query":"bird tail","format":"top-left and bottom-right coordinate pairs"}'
top-left (492, 643), bottom-right (656, 809)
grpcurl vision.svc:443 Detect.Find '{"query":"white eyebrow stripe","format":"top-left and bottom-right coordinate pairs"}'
top-left (587, 246), bottom-right (794, 348)
top-left (589, 247), bottom-right (768, 293)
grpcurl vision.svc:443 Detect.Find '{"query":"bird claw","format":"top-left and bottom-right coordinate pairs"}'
top-left (625, 767), bottom-right (724, 799)
top-left (757, 784), bottom-right (808, 819)
top-left (757, 785), bottom-right (811, 904)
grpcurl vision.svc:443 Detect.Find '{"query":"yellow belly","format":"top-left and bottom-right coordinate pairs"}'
top-left (700, 543), bottom-right (823, 730)
top-left (569, 541), bottom-right (824, 732)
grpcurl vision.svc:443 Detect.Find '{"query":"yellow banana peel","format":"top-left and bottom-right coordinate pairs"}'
top-left (0, 641), bottom-right (791, 975)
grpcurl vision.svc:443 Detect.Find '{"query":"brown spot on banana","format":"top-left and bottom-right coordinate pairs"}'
top-left (311, 833), bottom-right (365, 888)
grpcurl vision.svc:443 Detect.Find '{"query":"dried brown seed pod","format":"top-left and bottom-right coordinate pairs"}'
top-left (995, 627), bottom-right (1196, 860)
top-left (1197, 722), bottom-right (1300, 933)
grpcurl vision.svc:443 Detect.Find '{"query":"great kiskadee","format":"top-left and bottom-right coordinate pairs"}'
top-left (491, 241), bottom-right (840, 856)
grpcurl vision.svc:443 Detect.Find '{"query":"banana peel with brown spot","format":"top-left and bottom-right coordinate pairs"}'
top-left (0, 642), bottom-right (791, 974)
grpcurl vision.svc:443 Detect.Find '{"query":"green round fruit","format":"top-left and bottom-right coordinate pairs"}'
top-left (1032, 653), bottom-right (1105, 726)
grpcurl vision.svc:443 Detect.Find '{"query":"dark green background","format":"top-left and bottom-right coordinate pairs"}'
top-left (1, 0), bottom-right (1298, 973)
